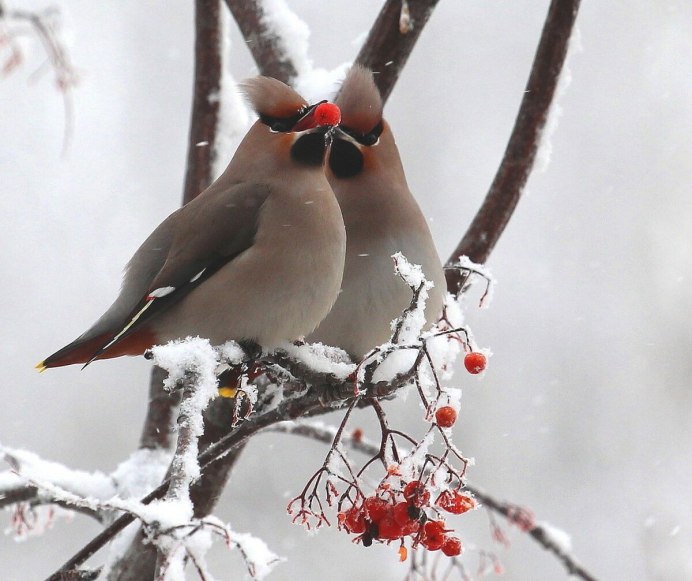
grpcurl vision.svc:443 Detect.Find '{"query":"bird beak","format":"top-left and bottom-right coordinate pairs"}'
top-left (292, 101), bottom-right (341, 132)
top-left (331, 125), bottom-right (356, 143)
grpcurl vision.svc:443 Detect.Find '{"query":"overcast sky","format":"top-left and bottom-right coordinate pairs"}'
top-left (1, 1), bottom-right (691, 579)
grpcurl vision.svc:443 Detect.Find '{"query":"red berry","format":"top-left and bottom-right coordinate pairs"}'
top-left (393, 502), bottom-right (413, 526)
top-left (378, 516), bottom-right (404, 540)
top-left (313, 102), bottom-right (341, 126)
top-left (435, 490), bottom-right (476, 515)
top-left (441, 536), bottom-right (463, 557)
top-left (464, 352), bottom-right (487, 374)
top-left (435, 406), bottom-right (457, 428)
top-left (403, 480), bottom-right (431, 508)
top-left (364, 496), bottom-right (390, 524)
top-left (340, 506), bottom-right (366, 534)
top-left (421, 520), bottom-right (446, 551)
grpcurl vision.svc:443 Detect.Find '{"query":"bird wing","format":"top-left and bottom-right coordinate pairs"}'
top-left (85, 181), bottom-right (271, 364)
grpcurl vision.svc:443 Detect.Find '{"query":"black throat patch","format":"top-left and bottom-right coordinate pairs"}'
top-left (291, 132), bottom-right (327, 166)
top-left (329, 139), bottom-right (364, 179)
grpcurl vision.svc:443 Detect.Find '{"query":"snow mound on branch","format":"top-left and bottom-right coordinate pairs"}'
top-left (110, 448), bottom-right (173, 499)
top-left (538, 520), bottom-right (573, 553)
top-left (0, 446), bottom-right (115, 500)
top-left (283, 342), bottom-right (356, 379)
top-left (234, 530), bottom-right (285, 579)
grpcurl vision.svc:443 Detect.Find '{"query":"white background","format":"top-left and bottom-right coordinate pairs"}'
top-left (1, 1), bottom-right (690, 579)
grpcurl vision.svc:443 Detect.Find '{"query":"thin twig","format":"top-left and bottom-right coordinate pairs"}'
top-left (445, 0), bottom-right (581, 293)
top-left (0, 4), bottom-right (78, 153)
top-left (269, 422), bottom-right (600, 581)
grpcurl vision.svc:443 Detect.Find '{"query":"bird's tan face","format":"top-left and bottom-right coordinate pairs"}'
top-left (257, 100), bottom-right (342, 168)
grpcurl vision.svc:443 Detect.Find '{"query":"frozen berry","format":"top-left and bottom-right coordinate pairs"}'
top-left (340, 506), bottom-right (366, 533)
top-left (421, 520), bottom-right (446, 551)
top-left (435, 406), bottom-right (457, 428)
top-left (464, 352), bottom-right (487, 374)
top-left (435, 490), bottom-right (476, 515)
top-left (364, 496), bottom-right (390, 524)
top-left (378, 516), bottom-right (404, 540)
top-left (441, 536), bottom-right (463, 557)
top-left (393, 502), bottom-right (413, 526)
top-left (403, 480), bottom-right (430, 508)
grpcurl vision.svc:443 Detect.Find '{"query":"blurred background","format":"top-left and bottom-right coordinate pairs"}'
top-left (1, 0), bottom-right (690, 579)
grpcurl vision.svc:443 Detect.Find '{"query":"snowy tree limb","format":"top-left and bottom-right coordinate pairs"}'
top-left (354, 0), bottom-right (440, 104)
top-left (49, 338), bottom-right (435, 577)
top-left (269, 421), bottom-right (600, 581)
top-left (183, 0), bottom-right (223, 204)
top-left (223, 0), bottom-right (298, 84)
top-left (445, 0), bottom-right (581, 293)
top-left (153, 342), bottom-right (220, 579)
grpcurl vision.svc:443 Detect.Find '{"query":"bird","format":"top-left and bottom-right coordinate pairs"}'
top-left (308, 66), bottom-right (446, 360)
top-left (38, 77), bottom-right (346, 370)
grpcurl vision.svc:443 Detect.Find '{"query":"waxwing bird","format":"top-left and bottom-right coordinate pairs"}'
top-left (38, 77), bottom-right (345, 369)
top-left (308, 66), bottom-right (445, 360)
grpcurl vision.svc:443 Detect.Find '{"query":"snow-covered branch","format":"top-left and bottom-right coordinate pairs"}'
top-left (353, 0), bottom-right (440, 104)
top-left (223, 0), bottom-right (299, 84)
top-left (445, 0), bottom-right (581, 292)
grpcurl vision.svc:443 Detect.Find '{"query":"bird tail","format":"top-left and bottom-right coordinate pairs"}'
top-left (37, 329), bottom-right (155, 370)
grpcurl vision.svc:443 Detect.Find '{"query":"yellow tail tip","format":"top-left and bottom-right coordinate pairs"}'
top-left (35, 361), bottom-right (47, 373)
top-left (218, 386), bottom-right (238, 399)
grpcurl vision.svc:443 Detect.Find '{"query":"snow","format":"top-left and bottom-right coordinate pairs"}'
top-left (151, 338), bottom-right (220, 512)
top-left (398, 429), bottom-right (435, 483)
top-left (110, 448), bottom-right (173, 499)
top-left (218, 340), bottom-right (246, 366)
top-left (151, 337), bottom-right (220, 397)
top-left (453, 255), bottom-right (496, 309)
top-left (537, 520), bottom-right (573, 553)
top-left (283, 342), bottom-right (356, 380)
top-left (260, 0), bottom-right (312, 76)
top-left (0, 446), bottom-right (115, 500)
top-left (258, 0), bottom-right (351, 103)
top-left (535, 27), bottom-right (581, 174)
top-left (295, 63), bottom-right (351, 103)
top-left (232, 530), bottom-right (284, 579)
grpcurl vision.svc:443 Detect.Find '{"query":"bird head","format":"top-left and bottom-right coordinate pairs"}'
top-left (328, 66), bottom-right (388, 179)
top-left (238, 77), bottom-right (341, 170)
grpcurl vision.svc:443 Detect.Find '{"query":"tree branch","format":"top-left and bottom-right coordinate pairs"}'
top-left (223, 0), bottom-right (297, 84)
top-left (183, 0), bottom-right (223, 204)
top-left (48, 354), bottom-right (425, 577)
top-left (354, 0), bottom-right (440, 104)
top-left (445, 0), bottom-right (581, 293)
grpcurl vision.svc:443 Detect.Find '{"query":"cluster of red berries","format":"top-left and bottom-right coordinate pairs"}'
top-left (337, 481), bottom-right (476, 558)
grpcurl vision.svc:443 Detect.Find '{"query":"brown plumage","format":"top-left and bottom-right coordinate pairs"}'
top-left (39, 78), bottom-right (345, 369)
top-left (308, 66), bottom-right (445, 360)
